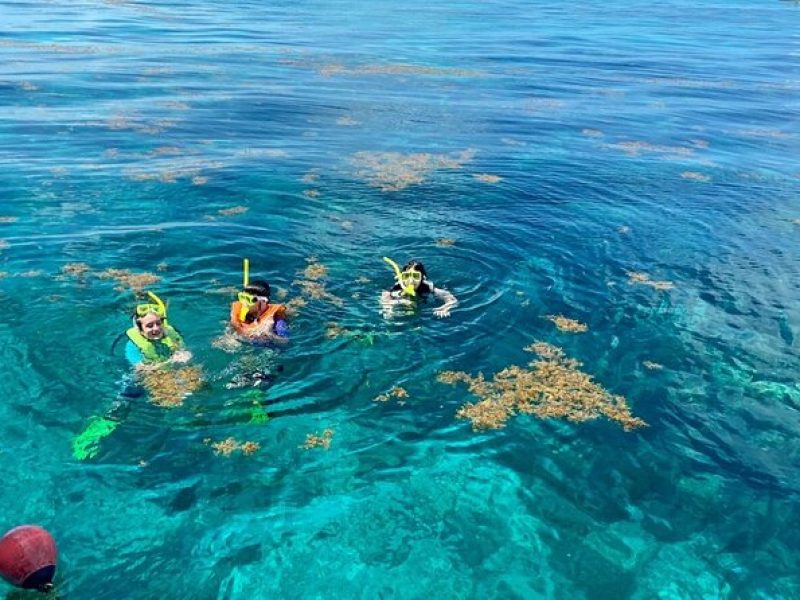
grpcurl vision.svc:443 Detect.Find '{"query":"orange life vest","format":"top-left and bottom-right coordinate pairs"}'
top-left (230, 301), bottom-right (287, 335)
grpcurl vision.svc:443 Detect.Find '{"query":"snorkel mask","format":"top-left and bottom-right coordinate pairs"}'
top-left (136, 291), bottom-right (167, 319)
top-left (383, 257), bottom-right (419, 297)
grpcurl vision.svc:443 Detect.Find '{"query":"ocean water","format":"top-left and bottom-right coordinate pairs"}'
top-left (1, 0), bottom-right (799, 597)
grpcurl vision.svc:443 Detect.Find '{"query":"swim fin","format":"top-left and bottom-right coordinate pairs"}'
top-left (72, 416), bottom-right (119, 460)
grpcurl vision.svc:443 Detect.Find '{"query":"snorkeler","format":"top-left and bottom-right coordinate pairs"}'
top-left (380, 257), bottom-right (458, 318)
top-left (125, 291), bottom-right (191, 368)
top-left (72, 291), bottom-right (191, 460)
top-left (229, 259), bottom-right (289, 343)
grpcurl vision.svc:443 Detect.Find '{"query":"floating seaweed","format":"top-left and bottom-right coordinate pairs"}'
top-left (192, 175), bottom-right (209, 185)
top-left (0, 240), bottom-right (9, 251)
top-left (626, 271), bottom-right (674, 291)
top-left (284, 296), bottom-right (307, 315)
top-left (217, 205), bottom-right (248, 217)
top-left (303, 258), bottom-right (327, 280)
top-left (57, 263), bottom-right (86, 280)
top-left (681, 171), bottom-right (711, 182)
top-left (156, 262), bottom-right (169, 272)
top-left (356, 276), bottom-right (371, 284)
top-left (643, 361), bottom-right (664, 371)
top-left (275, 286), bottom-right (288, 300)
top-left (336, 116), bottom-right (360, 126)
top-left (547, 315), bottom-right (588, 333)
top-left (325, 322), bottom-right (348, 339)
top-left (301, 170), bottom-right (320, 184)
top-left (303, 189), bottom-right (320, 198)
top-left (582, 128), bottom-right (604, 138)
top-left (140, 366), bottom-right (203, 408)
top-left (473, 174), bottom-right (502, 184)
top-left (352, 149), bottom-right (476, 192)
top-left (98, 268), bottom-right (160, 291)
top-left (439, 342), bottom-right (646, 431)
top-left (374, 387), bottom-right (409, 402)
top-left (17, 270), bottom-right (44, 278)
top-left (435, 238), bottom-right (456, 248)
top-left (606, 140), bottom-right (694, 158)
top-left (0, 272), bottom-right (6, 279)
top-left (302, 428), bottom-right (334, 450)
top-left (205, 437), bottom-right (260, 457)
top-left (293, 280), bottom-right (344, 306)
top-left (211, 332), bottom-right (243, 353)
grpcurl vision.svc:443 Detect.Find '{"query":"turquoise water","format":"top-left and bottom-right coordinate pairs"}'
top-left (2, 0), bottom-right (800, 597)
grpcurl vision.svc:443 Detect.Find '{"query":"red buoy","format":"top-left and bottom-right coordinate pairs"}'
top-left (0, 526), bottom-right (57, 590)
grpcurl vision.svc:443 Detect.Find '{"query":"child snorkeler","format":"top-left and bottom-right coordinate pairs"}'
top-left (229, 270), bottom-right (289, 343)
top-left (72, 291), bottom-right (193, 460)
top-left (380, 257), bottom-right (458, 318)
top-left (222, 259), bottom-right (288, 390)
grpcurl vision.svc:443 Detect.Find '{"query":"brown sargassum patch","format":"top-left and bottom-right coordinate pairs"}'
top-left (438, 342), bottom-right (646, 432)
top-left (352, 149), bottom-right (476, 192)
top-left (141, 366), bottom-right (203, 408)
top-left (97, 268), bottom-right (161, 291)
top-left (205, 437), bottom-right (261, 456)
top-left (293, 258), bottom-right (342, 307)
top-left (302, 428), bottom-right (334, 450)
top-left (626, 271), bottom-right (674, 291)
top-left (373, 387), bottom-right (409, 403)
top-left (546, 315), bottom-right (588, 333)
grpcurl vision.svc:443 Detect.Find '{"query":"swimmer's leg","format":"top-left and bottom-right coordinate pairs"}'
top-left (72, 378), bottom-right (139, 460)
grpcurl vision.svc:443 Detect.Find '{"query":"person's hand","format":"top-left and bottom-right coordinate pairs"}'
top-left (170, 349), bottom-right (192, 364)
top-left (251, 316), bottom-right (275, 336)
top-left (433, 305), bottom-right (451, 318)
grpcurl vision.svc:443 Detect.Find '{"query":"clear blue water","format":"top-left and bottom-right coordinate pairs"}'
top-left (1, 0), bottom-right (800, 597)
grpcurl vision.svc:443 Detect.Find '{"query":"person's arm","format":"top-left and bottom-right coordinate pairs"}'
top-left (125, 340), bottom-right (144, 368)
top-left (432, 287), bottom-right (457, 318)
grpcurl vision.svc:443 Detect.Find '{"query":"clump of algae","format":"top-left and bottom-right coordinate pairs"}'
top-left (438, 342), bottom-right (646, 432)
top-left (643, 361), bottom-right (664, 371)
top-left (98, 268), bottom-right (161, 291)
top-left (681, 171), bottom-right (711, 182)
top-left (217, 205), bottom-right (248, 217)
top-left (626, 271), bottom-right (674, 291)
top-left (140, 366), bottom-right (203, 408)
top-left (473, 173), bottom-right (502, 184)
top-left (205, 437), bottom-right (261, 456)
top-left (373, 386), bottom-right (409, 402)
top-left (303, 258), bottom-right (327, 280)
top-left (302, 428), bottom-right (334, 449)
top-left (325, 322), bottom-right (348, 339)
top-left (352, 149), bottom-right (476, 192)
top-left (546, 315), bottom-right (588, 333)
top-left (293, 258), bottom-right (342, 307)
top-left (435, 238), bottom-right (456, 247)
top-left (61, 262), bottom-right (91, 277)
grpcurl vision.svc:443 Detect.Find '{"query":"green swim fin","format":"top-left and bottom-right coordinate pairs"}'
top-left (241, 389), bottom-right (270, 425)
top-left (72, 416), bottom-right (119, 460)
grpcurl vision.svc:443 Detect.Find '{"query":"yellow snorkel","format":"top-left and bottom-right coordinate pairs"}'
top-left (239, 258), bottom-right (252, 322)
top-left (383, 256), bottom-right (416, 297)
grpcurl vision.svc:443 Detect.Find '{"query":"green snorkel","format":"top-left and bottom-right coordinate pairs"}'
top-left (383, 256), bottom-right (416, 297)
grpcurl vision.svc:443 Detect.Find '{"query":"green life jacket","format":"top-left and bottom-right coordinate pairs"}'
top-left (126, 323), bottom-right (183, 363)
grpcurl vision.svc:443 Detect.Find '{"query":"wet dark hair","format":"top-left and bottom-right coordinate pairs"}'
top-left (244, 279), bottom-right (270, 299)
top-left (402, 260), bottom-right (427, 279)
